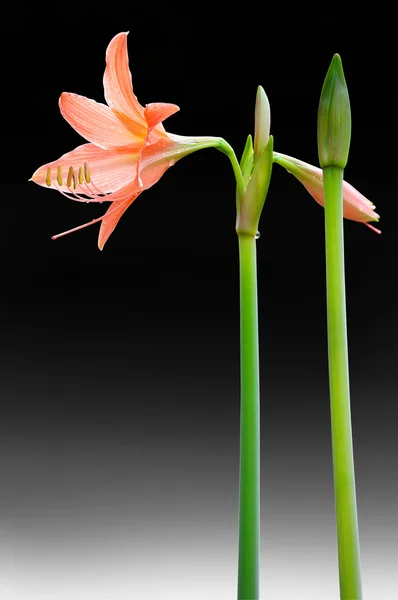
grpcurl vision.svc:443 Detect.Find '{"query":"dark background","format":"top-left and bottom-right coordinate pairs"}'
top-left (0, 5), bottom-right (396, 598)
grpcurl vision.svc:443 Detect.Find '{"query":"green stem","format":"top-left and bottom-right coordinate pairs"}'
top-left (217, 138), bottom-right (245, 198)
top-left (323, 166), bottom-right (362, 599)
top-left (169, 135), bottom-right (244, 197)
top-left (237, 232), bottom-right (260, 600)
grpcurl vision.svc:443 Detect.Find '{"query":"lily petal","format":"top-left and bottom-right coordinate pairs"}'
top-left (59, 92), bottom-right (144, 149)
top-left (31, 143), bottom-right (139, 194)
top-left (144, 103), bottom-right (180, 130)
top-left (98, 192), bottom-right (139, 250)
top-left (134, 137), bottom-right (180, 187)
top-left (98, 146), bottom-right (177, 248)
top-left (103, 32), bottom-right (147, 133)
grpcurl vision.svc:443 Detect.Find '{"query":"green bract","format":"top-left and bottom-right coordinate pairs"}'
top-left (236, 136), bottom-right (274, 236)
top-left (240, 134), bottom-right (254, 186)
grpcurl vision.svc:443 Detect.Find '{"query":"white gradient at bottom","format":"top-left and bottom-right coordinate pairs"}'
top-left (1, 520), bottom-right (396, 599)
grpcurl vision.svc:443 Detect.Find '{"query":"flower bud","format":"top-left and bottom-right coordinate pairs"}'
top-left (273, 152), bottom-right (380, 232)
top-left (235, 87), bottom-right (273, 236)
top-left (254, 86), bottom-right (270, 162)
top-left (317, 54), bottom-right (351, 169)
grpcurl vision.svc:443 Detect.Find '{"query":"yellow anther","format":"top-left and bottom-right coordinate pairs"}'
top-left (67, 166), bottom-right (73, 187)
top-left (72, 172), bottom-right (77, 189)
top-left (57, 165), bottom-right (63, 186)
top-left (78, 166), bottom-right (84, 184)
top-left (84, 162), bottom-right (91, 183)
top-left (46, 167), bottom-right (52, 187)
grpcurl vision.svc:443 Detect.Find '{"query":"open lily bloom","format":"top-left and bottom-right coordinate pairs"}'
top-left (31, 32), bottom-right (219, 249)
top-left (273, 152), bottom-right (381, 233)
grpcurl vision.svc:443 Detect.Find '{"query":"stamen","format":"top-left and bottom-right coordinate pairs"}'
top-left (79, 180), bottom-right (102, 199)
top-left (54, 181), bottom-right (86, 202)
top-left (67, 166), bottom-right (73, 187)
top-left (88, 178), bottom-right (108, 196)
top-left (51, 161), bottom-right (117, 203)
top-left (84, 162), bottom-right (91, 183)
top-left (75, 180), bottom-right (102, 201)
top-left (54, 178), bottom-right (109, 204)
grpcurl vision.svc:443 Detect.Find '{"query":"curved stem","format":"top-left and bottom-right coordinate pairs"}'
top-left (323, 166), bottom-right (362, 599)
top-left (237, 232), bottom-right (260, 600)
top-left (217, 138), bottom-right (245, 197)
top-left (172, 134), bottom-right (244, 196)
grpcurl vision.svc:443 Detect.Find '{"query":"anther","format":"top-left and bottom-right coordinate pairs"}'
top-left (46, 167), bottom-right (52, 187)
top-left (57, 165), bottom-right (63, 186)
top-left (67, 166), bottom-right (73, 187)
top-left (72, 172), bottom-right (77, 190)
top-left (84, 162), bottom-right (91, 183)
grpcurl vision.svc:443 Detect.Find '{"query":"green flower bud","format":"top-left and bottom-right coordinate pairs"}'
top-left (236, 87), bottom-right (272, 237)
top-left (317, 54), bottom-right (351, 169)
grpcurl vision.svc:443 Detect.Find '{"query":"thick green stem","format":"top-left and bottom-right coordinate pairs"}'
top-left (323, 166), bottom-right (362, 599)
top-left (237, 233), bottom-right (260, 600)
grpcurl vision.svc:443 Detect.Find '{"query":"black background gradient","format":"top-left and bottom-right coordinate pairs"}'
top-left (1, 5), bottom-right (396, 598)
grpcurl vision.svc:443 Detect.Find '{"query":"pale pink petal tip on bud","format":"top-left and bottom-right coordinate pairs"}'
top-left (273, 152), bottom-right (381, 232)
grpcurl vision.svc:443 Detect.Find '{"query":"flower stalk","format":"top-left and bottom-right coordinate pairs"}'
top-left (319, 54), bottom-right (362, 599)
top-left (237, 232), bottom-right (260, 600)
top-left (235, 86), bottom-right (272, 599)
top-left (323, 167), bottom-right (362, 599)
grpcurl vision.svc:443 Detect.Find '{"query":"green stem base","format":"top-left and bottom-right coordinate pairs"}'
top-left (323, 166), bottom-right (362, 599)
top-left (237, 233), bottom-right (260, 600)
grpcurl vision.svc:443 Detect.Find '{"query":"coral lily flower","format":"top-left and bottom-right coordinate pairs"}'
top-left (273, 152), bottom-right (381, 233)
top-left (30, 32), bottom-right (219, 249)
